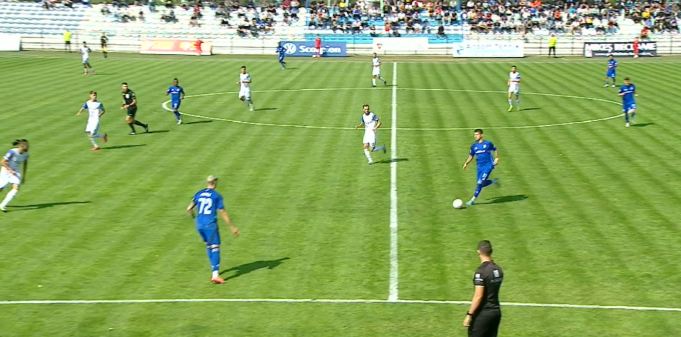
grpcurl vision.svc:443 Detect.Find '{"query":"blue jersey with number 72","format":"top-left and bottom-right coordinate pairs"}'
top-left (192, 188), bottom-right (225, 227)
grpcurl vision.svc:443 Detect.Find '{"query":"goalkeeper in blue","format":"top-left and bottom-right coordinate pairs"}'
top-left (187, 175), bottom-right (240, 284)
top-left (462, 129), bottom-right (500, 206)
top-left (618, 77), bottom-right (637, 127)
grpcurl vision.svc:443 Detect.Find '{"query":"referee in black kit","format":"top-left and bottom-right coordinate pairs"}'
top-left (463, 240), bottom-right (504, 337)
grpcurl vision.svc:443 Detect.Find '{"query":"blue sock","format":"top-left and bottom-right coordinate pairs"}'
top-left (624, 112), bottom-right (630, 123)
top-left (207, 245), bottom-right (220, 272)
top-left (481, 179), bottom-right (493, 188)
top-left (173, 111), bottom-right (181, 121)
top-left (474, 183), bottom-right (483, 197)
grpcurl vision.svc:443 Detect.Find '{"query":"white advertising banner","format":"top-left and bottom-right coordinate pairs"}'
top-left (452, 40), bottom-right (524, 58)
top-left (373, 37), bottom-right (429, 52)
top-left (0, 34), bottom-right (21, 51)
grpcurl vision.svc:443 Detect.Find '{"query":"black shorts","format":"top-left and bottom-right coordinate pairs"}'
top-left (468, 309), bottom-right (501, 337)
top-left (126, 106), bottom-right (137, 117)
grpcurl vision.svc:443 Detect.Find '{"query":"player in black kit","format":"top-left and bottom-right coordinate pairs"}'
top-left (121, 82), bottom-right (149, 135)
top-left (463, 240), bottom-right (504, 337)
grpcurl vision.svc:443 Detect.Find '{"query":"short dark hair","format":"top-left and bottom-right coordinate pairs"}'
top-left (121, 82), bottom-right (128, 85)
top-left (90, 90), bottom-right (97, 95)
top-left (363, 104), bottom-right (370, 109)
top-left (477, 240), bottom-right (493, 255)
top-left (241, 65), bottom-right (246, 69)
top-left (624, 77), bottom-right (631, 81)
top-left (12, 139), bottom-right (28, 146)
top-left (474, 128), bottom-right (484, 134)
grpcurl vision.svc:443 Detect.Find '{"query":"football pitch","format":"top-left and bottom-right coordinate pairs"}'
top-left (0, 51), bottom-right (680, 336)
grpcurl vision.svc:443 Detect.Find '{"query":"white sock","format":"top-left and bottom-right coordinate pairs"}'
top-left (212, 270), bottom-right (219, 278)
top-left (0, 189), bottom-right (17, 208)
top-left (372, 79), bottom-right (376, 86)
top-left (364, 149), bottom-right (373, 163)
top-left (507, 99), bottom-right (513, 106)
top-left (89, 137), bottom-right (99, 147)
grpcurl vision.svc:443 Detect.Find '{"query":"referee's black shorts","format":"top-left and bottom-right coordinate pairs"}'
top-left (126, 107), bottom-right (137, 118)
top-left (468, 309), bottom-right (501, 337)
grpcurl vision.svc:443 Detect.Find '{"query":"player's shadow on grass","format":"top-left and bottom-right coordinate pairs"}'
top-left (9, 201), bottom-right (91, 211)
top-left (478, 194), bottom-right (528, 205)
top-left (520, 107), bottom-right (541, 112)
top-left (183, 120), bottom-right (212, 125)
top-left (220, 257), bottom-right (290, 281)
top-left (102, 144), bottom-right (147, 150)
top-left (140, 130), bottom-right (170, 134)
top-left (255, 108), bottom-right (278, 112)
top-left (631, 122), bottom-right (654, 128)
top-left (374, 158), bottom-right (409, 164)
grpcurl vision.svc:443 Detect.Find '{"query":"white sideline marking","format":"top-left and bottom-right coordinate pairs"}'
top-left (388, 62), bottom-right (399, 302)
top-left (161, 88), bottom-right (623, 131)
top-left (2, 298), bottom-right (680, 312)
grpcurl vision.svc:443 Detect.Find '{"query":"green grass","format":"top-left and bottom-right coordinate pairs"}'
top-left (0, 51), bottom-right (680, 336)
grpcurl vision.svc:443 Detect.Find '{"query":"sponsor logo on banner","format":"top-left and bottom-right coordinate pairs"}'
top-left (140, 39), bottom-right (212, 55)
top-left (0, 34), bottom-right (21, 51)
top-left (583, 41), bottom-right (657, 57)
top-left (280, 41), bottom-right (347, 57)
top-left (373, 37), bottom-right (429, 52)
top-left (452, 40), bottom-right (524, 58)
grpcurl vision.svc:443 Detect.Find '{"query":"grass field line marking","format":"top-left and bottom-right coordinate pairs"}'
top-left (2, 298), bottom-right (681, 312)
top-left (388, 62), bottom-right (399, 302)
top-left (161, 88), bottom-right (622, 131)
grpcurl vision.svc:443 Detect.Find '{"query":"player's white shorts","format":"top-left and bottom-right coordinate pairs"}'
top-left (372, 67), bottom-right (381, 76)
top-left (82, 58), bottom-right (90, 65)
top-left (85, 119), bottom-right (100, 134)
top-left (508, 84), bottom-right (520, 94)
top-left (0, 169), bottom-right (21, 187)
top-left (363, 130), bottom-right (376, 145)
top-left (239, 88), bottom-right (251, 100)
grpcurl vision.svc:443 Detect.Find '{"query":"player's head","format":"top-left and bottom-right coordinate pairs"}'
top-left (89, 90), bottom-right (97, 100)
top-left (477, 240), bottom-right (493, 257)
top-left (511, 65), bottom-right (517, 73)
top-left (12, 139), bottom-right (29, 152)
top-left (240, 66), bottom-right (247, 74)
top-left (362, 104), bottom-right (370, 115)
top-left (608, 54), bottom-right (613, 60)
top-left (473, 128), bottom-right (484, 141)
top-left (121, 82), bottom-right (129, 92)
top-left (623, 77), bottom-right (631, 85)
top-left (82, 41), bottom-right (87, 46)
top-left (206, 175), bottom-right (219, 188)
top-left (172, 78), bottom-right (179, 86)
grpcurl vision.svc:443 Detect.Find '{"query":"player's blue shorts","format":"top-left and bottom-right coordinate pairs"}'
top-left (171, 101), bottom-right (181, 110)
top-left (476, 166), bottom-right (494, 184)
top-left (278, 55), bottom-right (285, 62)
top-left (623, 103), bottom-right (636, 112)
top-left (607, 70), bottom-right (616, 78)
top-left (197, 225), bottom-right (221, 246)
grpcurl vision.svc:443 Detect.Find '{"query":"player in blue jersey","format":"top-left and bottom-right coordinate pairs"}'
top-left (618, 77), bottom-right (637, 127)
top-left (276, 42), bottom-right (287, 70)
top-left (462, 129), bottom-right (499, 206)
top-left (604, 55), bottom-right (618, 88)
top-left (166, 78), bottom-right (185, 125)
top-left (187, 175), bottom-right (240, 284)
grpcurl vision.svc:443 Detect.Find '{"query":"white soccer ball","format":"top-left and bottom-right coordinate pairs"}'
top-left (452, 199), bottom-right (464, 209)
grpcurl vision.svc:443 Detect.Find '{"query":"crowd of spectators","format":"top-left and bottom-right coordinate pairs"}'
top-left (49, 0), bottom-right (681, 36)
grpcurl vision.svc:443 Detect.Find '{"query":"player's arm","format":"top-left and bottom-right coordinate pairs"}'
top-left (463, 151), bottom-right (474, 169)
top-left (493, 149), bottom-right (499, 165)
top-left (219, 209), bottom-right (240, 237)
top-left (186, 200), bottom-right (196, 218)
top-left (181, 88), bottom-right (185, 100)
top-left (21, 159), bottom-right (27, 184)
top-left (76, 107), bottom-right (84, 116)
top-left (76, 103), bottom-right (86, 116)
top-left (0, 157), bottom-right (11, 174)
top-left (374, 120), bottom-right (382, 130)
top-left (463, 286), bottom-right (485, 327)
top-left (99, 106), bottom-right (106, 117)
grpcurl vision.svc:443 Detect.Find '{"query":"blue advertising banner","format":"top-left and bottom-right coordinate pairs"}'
top-left (281, 41), bottom-right (347, 57)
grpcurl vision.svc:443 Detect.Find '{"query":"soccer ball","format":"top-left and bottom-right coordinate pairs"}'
top-left (452, 199), bottom-right (464, 209)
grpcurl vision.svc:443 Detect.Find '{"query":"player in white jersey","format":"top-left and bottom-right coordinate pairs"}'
top-left (372, 53), bottom-right (387, 87)
top-left (80, 42), bottom-right (94, 76)
top-left (0, 139), bottom-right (29, 212)
top-left (76, 91), bottom-right (108, 151)
top-left (237, 65), bottom-right (254, 111)
top-left (507, 65), bottom-right (521, 111)
top-left (355, 104), bottom-right (387, 165)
